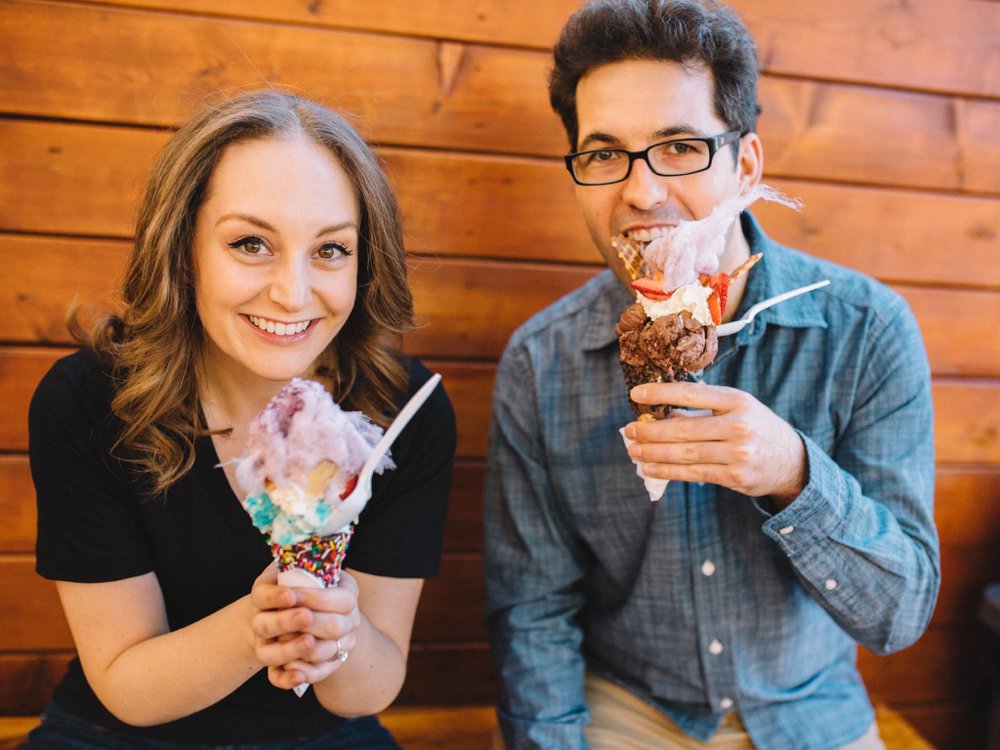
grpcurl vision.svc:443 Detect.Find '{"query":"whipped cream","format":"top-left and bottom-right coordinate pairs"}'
top-left (637, 282), bottom-right (714, 327)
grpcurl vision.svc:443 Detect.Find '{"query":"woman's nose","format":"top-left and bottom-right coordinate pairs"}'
top-left (268, 257), bottom-right (312, 310)
top-left (621, 158), bottom-right (669, 211)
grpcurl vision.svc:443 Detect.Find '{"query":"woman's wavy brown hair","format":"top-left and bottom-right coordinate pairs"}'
top-left (78, 89), bottom-right (414, 494)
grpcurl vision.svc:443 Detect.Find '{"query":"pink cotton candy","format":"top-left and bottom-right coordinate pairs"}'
top-left (234, 378), bottom-right (393, 498)
top-left (642, 184), bottom-right (802, 291)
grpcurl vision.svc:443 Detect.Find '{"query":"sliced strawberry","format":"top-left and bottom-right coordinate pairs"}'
top-left (705, 272), bottom-right (731, 321)
top-left (707, 289), bottom-right (723, 325)
top-left (631, 278), bottom-right (672, 301)
top-left (339, 475), bottom-right (358, 499)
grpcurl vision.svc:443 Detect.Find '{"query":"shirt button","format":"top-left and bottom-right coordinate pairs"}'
top-left (701, 560), bottom-right (716, 577)
top-left (779, 526), bottom-right (795, 535)
top-left (825, 578), bottom-right (838, 590)
top-left (709, 639), bottom-right (724, 655)
top-left (720, 697), bottom-right (734, 710)
top-left (697, 482), bottom-right (705, 488)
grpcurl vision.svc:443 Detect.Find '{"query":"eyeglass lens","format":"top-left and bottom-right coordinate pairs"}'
top-left (572, 140), bottom-right (713, 184)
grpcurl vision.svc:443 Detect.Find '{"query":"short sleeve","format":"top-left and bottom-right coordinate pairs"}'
top-left (30, 351), bottom-right (154, 583)
top-left (345, 359), bottom-right (456, 578)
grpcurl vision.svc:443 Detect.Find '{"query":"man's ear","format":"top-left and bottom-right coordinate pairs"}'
top-left (738, 132), bottom-right (764, 193)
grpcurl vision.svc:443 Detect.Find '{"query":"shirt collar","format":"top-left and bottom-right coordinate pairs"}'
top-left (736, 212), bottom-right (828, 340)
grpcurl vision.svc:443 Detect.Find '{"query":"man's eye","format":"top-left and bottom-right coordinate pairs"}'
top-left (228, 236), bottom-right (267, 254)
top-left (591, 150), bottom-right (620, 163)
top-left (317, 242), bottom-right (351, 260)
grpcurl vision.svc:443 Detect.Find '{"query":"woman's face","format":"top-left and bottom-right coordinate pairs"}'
top-left (192, 135), bottom-right (360, 387)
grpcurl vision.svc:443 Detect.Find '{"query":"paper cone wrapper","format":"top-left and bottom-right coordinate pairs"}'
top-left (272, 529), bottom-right (354, 696)
top-left (620, 409), bottom-right (713, 502)
top-left (619, 427), bottom-right (669, 502)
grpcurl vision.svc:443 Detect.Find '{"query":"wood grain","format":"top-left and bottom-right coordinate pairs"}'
top-left (3, 2), bottom-right (1000, 190)
top-left (79, 0), bottom-right (1000, 103)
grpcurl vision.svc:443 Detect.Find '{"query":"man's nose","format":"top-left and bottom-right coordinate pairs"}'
top-left (620, 157), bottom-right (669, 211)
top-left (269, 256), bottom-right (312, 310)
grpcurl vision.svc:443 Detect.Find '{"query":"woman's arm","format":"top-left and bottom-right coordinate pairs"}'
top-left (56, 566), bottom-right (312, 727)
top-left (253, 568), bottom-right (423, 716)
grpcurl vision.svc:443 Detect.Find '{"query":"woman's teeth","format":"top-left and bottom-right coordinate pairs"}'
top-left (249, 316), bottom-right (311, 335)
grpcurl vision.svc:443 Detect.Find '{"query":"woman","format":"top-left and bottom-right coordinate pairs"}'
top-left (27, 89), bottom-right (455, 749)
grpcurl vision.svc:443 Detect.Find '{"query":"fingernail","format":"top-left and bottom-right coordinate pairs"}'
top-left (624, 425), bottom-right (636, 439)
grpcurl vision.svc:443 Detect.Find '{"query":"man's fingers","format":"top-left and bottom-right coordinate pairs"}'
top-left (628, 440), bottom-right (731, 465)
top-left (630, 381), bottom-right (740, 410)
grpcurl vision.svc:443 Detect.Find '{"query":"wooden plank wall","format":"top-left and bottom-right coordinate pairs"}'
top-left (1, 1), bottom-right (999, 747)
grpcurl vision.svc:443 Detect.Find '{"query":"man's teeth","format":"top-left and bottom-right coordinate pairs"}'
top-left (249, 316), bottom-right (311, 335)
top-left (627, 227), bottom-right (672, 243)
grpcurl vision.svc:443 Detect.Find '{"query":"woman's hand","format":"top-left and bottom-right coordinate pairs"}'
top-left (250, 565), bottom-right (363, 690)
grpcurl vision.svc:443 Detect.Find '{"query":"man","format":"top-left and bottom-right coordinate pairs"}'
top-left (483, 2), bottom-right (939, 749)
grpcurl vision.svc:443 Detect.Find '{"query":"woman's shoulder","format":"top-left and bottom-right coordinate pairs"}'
top-left (30, 347), bottom-right (118, 438)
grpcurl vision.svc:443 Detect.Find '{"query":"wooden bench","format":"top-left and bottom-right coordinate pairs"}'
top-left (0, 703), bottom-right (935, 749)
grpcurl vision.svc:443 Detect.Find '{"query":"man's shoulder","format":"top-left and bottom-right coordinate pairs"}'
top-left (506, 268), bottom-right (620, 352)
top-left (765, 241), bottom-right (909, 327)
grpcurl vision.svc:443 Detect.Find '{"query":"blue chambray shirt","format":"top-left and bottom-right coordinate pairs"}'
top-left (484, 213), bottom-right (938, 750)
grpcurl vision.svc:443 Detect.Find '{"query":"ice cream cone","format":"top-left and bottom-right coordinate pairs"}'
top-left (272, 530), bottom-right (354, 589)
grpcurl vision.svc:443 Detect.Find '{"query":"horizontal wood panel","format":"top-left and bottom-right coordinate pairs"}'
top-left (2, 348), bottom-right (999, 462)
top-left (732, 0), bottom-right (1000, 100)
top-left (413, 556), bottom-right (485, 642)
top-left (935, 467), bottom-right (1000, 547)
top-left (0, 457), bottom-right (37, 554)
top-left (6, 235), bottom-right (1000, 377)
top-left (4, 120), bottom-right (1000, 285)
top-left (441, 460), bottom-right (486, 553)
top-left (0, 0), bottom-right (563, 155)
top-left (933, 380), bottom-right (1000, 465)
top-left (91, 0), bottom-right (1000, 100)
top-left (0, 557), bottom-right (71, 650)
top-left (93, 0), bottom-right (581, 50)
top-left (3, 3), bottom-right (1000, 192)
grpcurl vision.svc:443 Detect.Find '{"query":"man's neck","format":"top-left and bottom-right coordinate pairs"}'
top-left (718, 218), bottom-right (752, 323)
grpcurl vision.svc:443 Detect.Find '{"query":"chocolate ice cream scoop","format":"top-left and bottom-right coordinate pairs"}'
top-left (617, 305), bottom-right (718, 419)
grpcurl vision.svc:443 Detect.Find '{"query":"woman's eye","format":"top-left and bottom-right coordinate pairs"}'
top-left (317, 242), bottom-right (351, 260)
top-left (228, 236), bottom-right (268, 255)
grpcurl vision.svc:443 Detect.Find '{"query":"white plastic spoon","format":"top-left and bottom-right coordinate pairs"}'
top-left (319, 372), bottom-right (443, 535)
top-left (716, 280), bottom-right (830, 337)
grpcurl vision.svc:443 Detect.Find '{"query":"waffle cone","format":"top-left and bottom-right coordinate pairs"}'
top-left (271, 528), bottom-right (354, 588)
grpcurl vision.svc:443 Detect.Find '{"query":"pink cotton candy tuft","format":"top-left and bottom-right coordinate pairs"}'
top-left (234, 378), bottom-right (393, 497)
top-left (642, 184), bottom-right (802, 290)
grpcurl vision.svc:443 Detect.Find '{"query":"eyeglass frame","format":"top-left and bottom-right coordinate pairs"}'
top-left (563, 129), bottom-right (744, 186)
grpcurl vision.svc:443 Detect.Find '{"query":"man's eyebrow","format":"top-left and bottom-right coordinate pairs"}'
top-left (576, 132), bottom-right (621, 151)
top-left (577, 125), bottom-right (704, 151)
top-left (653, 125), bottom-right (701, 140)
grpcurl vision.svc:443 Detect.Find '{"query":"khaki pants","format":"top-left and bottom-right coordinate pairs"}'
top-left (584, 672), bottom-right (886, 750)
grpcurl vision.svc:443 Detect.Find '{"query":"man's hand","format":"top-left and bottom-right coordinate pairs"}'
top-left (625, 381), bottom-right (807, 507)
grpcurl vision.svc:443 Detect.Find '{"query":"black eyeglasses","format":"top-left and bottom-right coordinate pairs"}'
top-left (564, 130), bottom-right (742, 186)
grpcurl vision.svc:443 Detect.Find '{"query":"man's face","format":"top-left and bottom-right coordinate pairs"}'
top-left (572, 59), bottom-right (760, 286)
